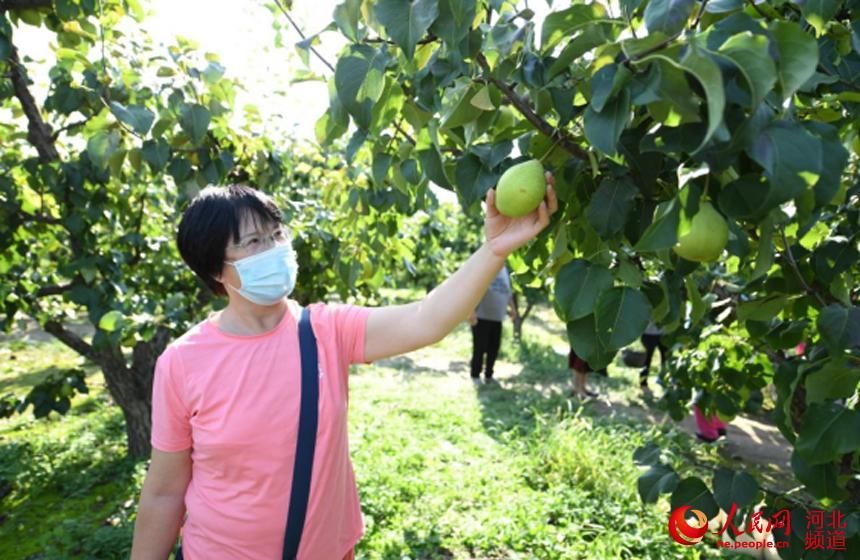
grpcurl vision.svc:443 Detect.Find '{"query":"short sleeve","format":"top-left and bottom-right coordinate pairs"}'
top-left (151, 346), bottom-right (192, 452)
top-left (331, 304), bottom-right (372, 366)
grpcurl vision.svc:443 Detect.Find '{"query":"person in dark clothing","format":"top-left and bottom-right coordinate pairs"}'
top-left (640, 321), bottom-right (669, 391)
top-left (468, 264), bottom-right (515, 383)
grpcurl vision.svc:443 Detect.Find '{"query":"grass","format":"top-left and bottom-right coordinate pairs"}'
top-left (0, 302), bottom-right (745, 559)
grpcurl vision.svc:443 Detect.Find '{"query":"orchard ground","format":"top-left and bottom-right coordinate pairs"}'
top-left (0, 289), bottom-right (792, 559)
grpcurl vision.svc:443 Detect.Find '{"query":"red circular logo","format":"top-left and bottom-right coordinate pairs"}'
top-left (668, 506), bottom-right (709, 546)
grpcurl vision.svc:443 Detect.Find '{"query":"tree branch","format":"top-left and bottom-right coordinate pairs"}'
top-left (271, 0), bottom-right (336, 73)
top-left (0, 0), bottom-right (52, 9)
top-left (475, 53), bottom-right (587, 161)
top-left (36, 284), bottom-right (73, 297)
top-left (780, 227), bottom-right (828, 307)
top-left (7, 45), bottom-right (59, 162)
top-left (43, 319), bottom-right (95, 360)
top-left (22, 213), bottom-right (62, 225)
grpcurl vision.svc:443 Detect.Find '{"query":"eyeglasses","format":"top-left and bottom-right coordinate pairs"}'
top-left (228, 226), bottom-right (289, 257)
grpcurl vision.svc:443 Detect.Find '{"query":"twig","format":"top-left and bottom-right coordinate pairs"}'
top-left (746, 0), bottom-right (769, 19)
top-left (622, 0), bottom-right (709, 66)
top-left (272, 0), bottom-right (335, 73)
top-left (691, 0), bottom-right (710, 29)
top-left (475, 53), bottom-right (587, 161)
top-left (393, 121), bottom-right (416, 146)
top-left (780, 227), bottom-right (827, 307)
top-left (51, 119), bottom-right (89, 140)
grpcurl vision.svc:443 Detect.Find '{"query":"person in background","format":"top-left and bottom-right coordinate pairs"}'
top-left (639, 320), bottom-right (669, 392)
top-left (468, 264), bottom-right (517, 384)
top-left (568, 348), bottom-right (598, 398)
top-left (693, 404), bottom-right (728, 443)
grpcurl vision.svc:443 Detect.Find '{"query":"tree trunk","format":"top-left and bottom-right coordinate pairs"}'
top-left (101, 360), bottom-right (154, 459)
top-left (120, 396), bottom-right (153, 459)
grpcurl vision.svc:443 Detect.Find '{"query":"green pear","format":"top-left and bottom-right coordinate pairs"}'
top-left (495, 160), bottom-right (546, 218)
top-left (672, 202), bottom-right (729, 262)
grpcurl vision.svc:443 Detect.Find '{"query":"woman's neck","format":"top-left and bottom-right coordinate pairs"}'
top-left (214, 298), bottom-right (292, 336)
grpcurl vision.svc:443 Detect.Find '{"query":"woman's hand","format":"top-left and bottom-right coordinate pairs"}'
top-left (485, 172), bottom-right (558, 258)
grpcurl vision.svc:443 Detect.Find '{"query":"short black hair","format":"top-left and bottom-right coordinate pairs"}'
top-left (177, 184), bottom-right (282, 296)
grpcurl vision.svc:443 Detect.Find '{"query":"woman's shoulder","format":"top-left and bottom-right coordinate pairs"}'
top-left (158, 314), bottom-right (218, 361)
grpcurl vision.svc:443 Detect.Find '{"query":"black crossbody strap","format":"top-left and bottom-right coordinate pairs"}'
top-left (282, 306), bottom-right (319, 560)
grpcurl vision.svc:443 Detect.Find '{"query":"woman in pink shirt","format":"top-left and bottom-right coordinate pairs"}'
top-left (130, 177), bottom-right (556, 560)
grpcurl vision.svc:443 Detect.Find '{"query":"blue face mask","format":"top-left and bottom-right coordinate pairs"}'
top-left (224, 242), bottom-right (298, 306)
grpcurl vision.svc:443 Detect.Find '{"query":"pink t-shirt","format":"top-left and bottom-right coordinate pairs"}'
top-left (151, 300), bottom-right (372, 560)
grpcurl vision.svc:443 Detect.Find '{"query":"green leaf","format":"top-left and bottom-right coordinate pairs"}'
top-left (595, 287), bottom-right (651, 349)
top-left (554, 259), bottom-right (613, 321)
top-left (455, 154), bottom-right (498, 208)
top-left (333, 0), bottom-right (362, 42)
top-left (638, 464), bottom-right (680, 503)
top-left (633, 442), bottom-right (662, 466)
top-left (86, 130), bottom-right (120, 170)
top-left (98, 310), bottom-right (124, 332)
top-left (771, 21), bottom-right (819, 101)
top-left (441, 81), bottom-right (484, 129)
top-left (590, 64), bottom-right (620, 113)
top-left (548, 25), bottom-right (609, 80)
top-left (430, 0), bottom-right (476, 52)
top-left (719, 175), bottom-right (770, 221)
top-left (670, 477), bottom-right (720, 519)
top-left (109, 102), bottom-right (154, 135)
top-left (737, 294), bottom-right (790, 321)
top-left (817, 304), bottom-right (860, 353)
top-left (795, 402), bottom-right (860, 465)
top-left (644, 0), bottom-right (696, 36)
top-left (586, 176), bottom-right (638, 239)
top-left (54, 0), bottom-right (80, 21)
top-left (317, 78), bottom-right (350, 145)
top-left (179, 104), bottom-right (211, 146)
top-left (801, 0), bottom-right (841, 36)
top-left (584, 88), bottom-right (630, 155)
top-left (637, 48), bottom-right (725, 152)
top-left (717, 32), bottom-right (777, 106)
top-left (417, 146), bottom-right (452, 189)
top-left (566, 315), bottom-right (616, 370)
top-left (541, 3), bottom-right (609, 52)
top-left (791, 451), bottom-right (847, 501)
top-left (805, 358), bottom-right (860, 404)
top-left (748, 121), bottom-right (822, 208)
top-left (335, 45), bottom-right (389, 130)
top-left (651, 60), bottom-right (701, 122)
top-left (372, 153), bottom-right (392, 187)
top-left (141, 139), bottom-right (170, 172)
top-left (374, 0), bottom-right (439, 59)
top-left (634, 198), bottom-right (680, 251)
top-left (684, 275), bottom-right (707, 327)
top-left (676, 47), bottom-right (724, 151)
top-left (713, 468), bottom-right (759, 512)
top-left (804, 122), bottom-right (850, 207)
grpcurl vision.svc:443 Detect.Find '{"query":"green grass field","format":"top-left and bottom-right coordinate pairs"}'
top-left (0, 303), bottom-right (744, 559)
